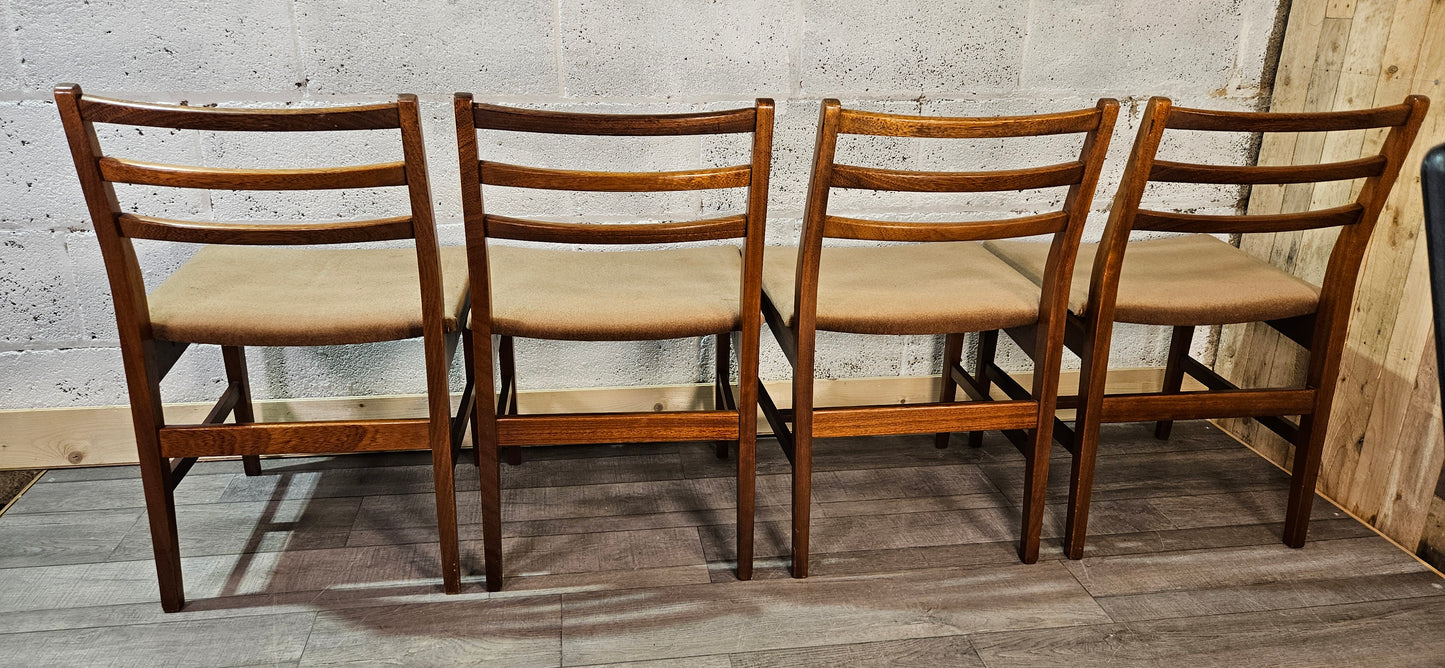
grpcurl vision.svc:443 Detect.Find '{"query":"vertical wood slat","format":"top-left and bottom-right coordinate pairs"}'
top-left (1214, 0), bottom-right (1445, 552)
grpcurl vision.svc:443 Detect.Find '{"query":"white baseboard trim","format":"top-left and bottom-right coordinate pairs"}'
top-left (0, 367), bottom-right (1186, 470)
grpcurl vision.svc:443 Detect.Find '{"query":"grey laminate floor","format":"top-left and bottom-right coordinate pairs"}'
top-left (1, 422), bottom-right (1442, 666)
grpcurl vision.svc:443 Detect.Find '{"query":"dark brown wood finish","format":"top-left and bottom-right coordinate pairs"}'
top-left (762, 99), bottom-right (1119, 576)
top-left (456, 94), bottom-right (774, 590)
top-left (978, 95), bottom-right (1430, 561)
top-left (53, 85), bottom-right (472, 611)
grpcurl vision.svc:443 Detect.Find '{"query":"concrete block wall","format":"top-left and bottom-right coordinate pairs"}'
top-left (0, 0), bottom-right (1285, 409)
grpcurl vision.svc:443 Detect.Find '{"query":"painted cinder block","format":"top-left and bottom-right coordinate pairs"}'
top-left (559, 0), bottom-right (793, 99)
top-left (13, 0), bottom-right (297, 92)
top-left (0, 230), bottom-right (84, 347)
top-left (1021, 0), bottom-right (1254, 93)
top-left (800, 0), bottom-right (1027, 95)
top-left (293, 1), bottom-right (558, 96)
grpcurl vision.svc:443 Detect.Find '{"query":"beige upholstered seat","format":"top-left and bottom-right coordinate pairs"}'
top-left (486, 244), bottom-right (742, 341)
top-left (984, 234), bottom-right (1321, 326)
top-left (148, 245), bottom-right (471, 347)
top-left (761, 242), bottom-right (1042, 335)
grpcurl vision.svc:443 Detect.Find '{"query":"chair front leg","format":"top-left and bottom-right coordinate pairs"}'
top-left (934, 332), bottom-right (964, 449)
top-left (970, 329), bottom-right (999, 448)
top-left (715, 332), bottom-right (732, 460)
top-left (1153, 325), bottom-right (1194, 440)
top-left (499, 335), bottom-right (522, 467)
top-left (734, 330), bottom-right (757, 580)
top-left (221, 345), bottom-right (262, 477)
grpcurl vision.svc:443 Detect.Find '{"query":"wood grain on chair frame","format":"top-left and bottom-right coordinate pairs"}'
top-left (455, 95), bottom-right (775, 591)
top-left (761, 99), bottom-right (1120, 575)
top-left (981, 95), bottom-right (1430, 560)
top-left (54, 86), bottom-right (474, 611)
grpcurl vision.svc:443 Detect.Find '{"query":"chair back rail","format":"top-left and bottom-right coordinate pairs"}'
top-left (57, 86), bottom-right (430, 248)
top-left (459, 96), bottom-right (771, 247)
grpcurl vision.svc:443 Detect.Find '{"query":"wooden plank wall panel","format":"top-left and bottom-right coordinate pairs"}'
top-left (1214, 0), bottom-right (1445, 553)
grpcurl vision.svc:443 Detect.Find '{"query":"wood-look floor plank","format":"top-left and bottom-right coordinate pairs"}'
top-left (0, 507), bottom-right (143, 568)
top-left (108, 496), bottom-right (361, 561)
top-left (728, 635), bottom-right (983, 668)
top-left (6, 473), bottom-right (235, 514)
top-left (1096, 569), bottom-right (1445, 622)
top-left (969, 597), bottom-right (1445, 667)
top-left (979, 447), bottom-right (1291, 503)
top-left (578, 656), bottom-right (731, 668)
top-left (298, 596), bottom-right (562, 667)
top-left (0, 611), bottom-right (316, 667)
top-left (559, 562), bottom-right (1109, 665)
top-left (1064, 536), bottom-right (1433, 598)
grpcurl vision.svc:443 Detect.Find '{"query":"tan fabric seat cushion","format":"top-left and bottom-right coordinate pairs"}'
top-left (148, 245), bottom-right (470, 346)
top-left (761, 242), bottom-right (1042, 335)
top-left (485, 244), bottom-right (742, 341)
top-left (984, 234), bottom-right (1321, 326)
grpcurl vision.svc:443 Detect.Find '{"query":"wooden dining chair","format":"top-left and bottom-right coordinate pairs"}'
top-left (55, 85), bottom-right (475, 611)
top-left (455, 95), bottom-right (774, 591)
top-left (761, 99), bottom-right (1118, 575)
top-left (984, 95), bottom-right (1430, 559)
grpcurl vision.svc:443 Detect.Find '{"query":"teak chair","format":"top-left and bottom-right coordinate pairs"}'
top-left (455, 95), bottom-right (774, 591)
top-left (761, 99), bottom-right (1118, 575)
top-left (55, 86), bottom-right (474, 611)
top-left (985, 95), bottom-right (1429, 559)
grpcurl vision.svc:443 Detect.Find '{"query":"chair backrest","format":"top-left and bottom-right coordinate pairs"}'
top-left (454, 96), bottom-right (773, 247)
top-left (798, 98), bottom-right (1120, 333)
top-left (1089, 96), bottom-right (1429, 326)
top-left (54, 85), bottom-right (444, 339)
top-left (1423, 143), bottom-right (1445, 405)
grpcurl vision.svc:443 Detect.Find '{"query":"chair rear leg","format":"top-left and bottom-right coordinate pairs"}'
top-left (1019, 425), bottom-right (1050, 564)
top-left (1064, 347), bottom-right (1108, 560)
top-left (1284, 401), bottom-right (1330, 548)
top-left (791, 330), bottom-right (816, 578)
top-left (934, 332), bottom-right (964, 449)
top-left (131, 346), bottom-right (185, 611)
top-left (969, 330), bottom-right (999, 448)
top-left (1153, 325), bottom-right (1194, 440)
top-left (715, 332), bottom-right (732, 460)
top-left (473, 333), bottom-right (504, 592)
top-left (222, 345), bottom-right (262, 476)
top-left (734, 329), bottom-right (757, 581)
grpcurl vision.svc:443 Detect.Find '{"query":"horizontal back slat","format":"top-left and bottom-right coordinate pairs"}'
top-left (99, 157), bottom-right (408, 190)
top-left (823, 211), bottom-right (1070, 242)
top-left (485, 214), bottom-right (746, 244)
top-left (117, 213), bottom-right (415, 245)
top-left (838, 107), bottom-right (1102, 138)
top-left (1132, 204), bottom-right (1365, 234)
top-left (480, 162), bottom-right (751, 192)
top-left (1166, 103), bottom-right (1413, 133)
top-left (473, 103), bottom-right (756, 136)
top-left (1149, 155), bottom-right (1386, 185)
top-left (830, 161), bottom-right (1085, 192)
top-left (78, 96), bottom-right (402, 131)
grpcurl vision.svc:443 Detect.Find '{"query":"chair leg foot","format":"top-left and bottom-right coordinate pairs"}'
top-left (715, 441), bottom-right (730, 459)
top-left (241, 455), bottom-right (262, 477)
top-left (933, 432), bottom-right (951, 449)
top-left (504, 446), bottom-right (522, 466)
